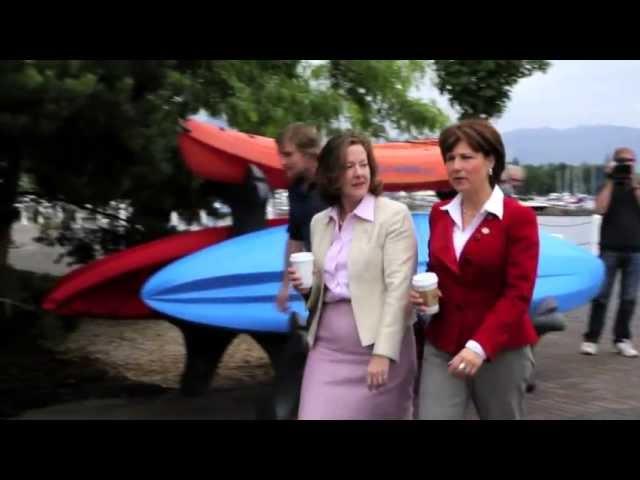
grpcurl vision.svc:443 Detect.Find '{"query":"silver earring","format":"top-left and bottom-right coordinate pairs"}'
top-left (489, 168), bottom-right (493, 176)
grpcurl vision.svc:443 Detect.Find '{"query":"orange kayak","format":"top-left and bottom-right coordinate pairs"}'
top-left (179, 119), bottom-right (450, 192)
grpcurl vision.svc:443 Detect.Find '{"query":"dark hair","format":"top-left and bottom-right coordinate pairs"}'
top-left (275, 123), bottom-right (321, 159)
top-left (612, 147), bottom-right (636, 162)
top-left (315, 131), bottom-right (384, 206)
top-left (435, 189), bottom-right (458, 201)
top-left (438, 118), bottom-right (505, 188)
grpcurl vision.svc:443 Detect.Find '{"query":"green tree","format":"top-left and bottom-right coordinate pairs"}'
top-left (522, 164), bottom-right (557, 195)
top-left (193, 60), bottom-right (448, 139)
top-left (2, 60), bottom-right (449, 262)
top-left (1, 61), bottom-right (203, 265)
top-left (1, 60), bottom-right (449, 329)
top-left (0, 60), bottom-right (207, 336)
top-left (432, 60), bottom-right (551, 119)
top-left (324, 60), bottom-right (448, 138)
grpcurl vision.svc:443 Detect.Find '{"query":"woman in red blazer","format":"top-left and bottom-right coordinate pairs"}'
top-left (410, 119), bottom-right (539, 420)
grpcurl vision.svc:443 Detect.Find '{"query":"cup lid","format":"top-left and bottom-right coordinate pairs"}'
top-left (290, 252), bottom-right (314, 262)
top-left (412, 272), bottom-right (438, 287)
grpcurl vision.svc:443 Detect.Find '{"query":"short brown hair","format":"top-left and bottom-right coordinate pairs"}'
top-left (315, 131), bottom-right (384, 206)
top-left (612, 147), bottom-right (636, 162)
top-left (439, 119), bottom-right (505, 188)
top-left (275, 123), bottom-right (321, 159)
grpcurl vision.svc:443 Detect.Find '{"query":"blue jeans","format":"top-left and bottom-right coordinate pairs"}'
top-left (584, 250), bottom-right (640, 343)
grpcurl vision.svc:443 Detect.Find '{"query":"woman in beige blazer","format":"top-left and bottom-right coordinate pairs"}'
top-left (288, 131), bottom-right (418, 420)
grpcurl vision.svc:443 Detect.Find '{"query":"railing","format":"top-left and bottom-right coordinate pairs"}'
top-left (537, 215), bottom-right (601, 255)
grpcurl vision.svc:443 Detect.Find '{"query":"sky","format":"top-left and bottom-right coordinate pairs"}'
top-left (195, 61), bottom-right (640, 134)
top-left (418, 60), bottom-right (640, 132)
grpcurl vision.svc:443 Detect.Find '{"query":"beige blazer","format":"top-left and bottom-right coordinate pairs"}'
top-left (305, 196), bottom-right (417, 362)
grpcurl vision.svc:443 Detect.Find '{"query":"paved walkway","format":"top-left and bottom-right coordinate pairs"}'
top-left (525, 301), bottom-right (640, 420)
top-left (18, 298), bottom-right (640, 420)
top-left (11, 223), bottom-right (640, 420)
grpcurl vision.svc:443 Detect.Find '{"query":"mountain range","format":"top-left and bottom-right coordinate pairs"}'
top-left (502, 125), bottom-right (640, 165)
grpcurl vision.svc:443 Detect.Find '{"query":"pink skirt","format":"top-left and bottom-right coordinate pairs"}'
top-left (298, 301), bottom-right (417, 420)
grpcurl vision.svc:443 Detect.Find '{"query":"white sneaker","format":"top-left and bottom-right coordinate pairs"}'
top-left (580, 341), bottom-right (598, 355)
top-left (615, 340), bottom-right (639, 358)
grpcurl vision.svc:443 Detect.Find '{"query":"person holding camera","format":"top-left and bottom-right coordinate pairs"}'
top-left (581, 147), bottom-right (640, 357)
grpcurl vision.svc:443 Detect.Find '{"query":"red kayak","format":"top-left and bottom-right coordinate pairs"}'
top-left (179, 119), bottom-right (450, 192)
top-left (42, 219), bottom-right (288, 318)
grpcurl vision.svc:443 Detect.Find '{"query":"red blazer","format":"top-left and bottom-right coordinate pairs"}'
top-left (424, 196), bottom-right (539, 359)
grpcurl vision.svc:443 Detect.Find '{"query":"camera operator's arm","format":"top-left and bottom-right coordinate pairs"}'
top-left (595, 163), bottom-right (615, 215)
top-left (595, 181), bottom-right (614, 214)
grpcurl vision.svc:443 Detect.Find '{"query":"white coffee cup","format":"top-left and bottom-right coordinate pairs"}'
top-left (412, 272), bottom-right (440, 315)
top-left (290, 252), bottom-right (314, 289)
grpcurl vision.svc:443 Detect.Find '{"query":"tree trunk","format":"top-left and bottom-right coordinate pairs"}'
top-left (0, 138), bottom-right (22, 334)
top-left (0, 225), bottom-right (10, 271)
top-left (0, 138), bottom-right (21, 268)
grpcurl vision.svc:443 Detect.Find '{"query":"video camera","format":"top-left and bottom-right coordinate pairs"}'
top-left (610, 157), bottom-right (635, 184)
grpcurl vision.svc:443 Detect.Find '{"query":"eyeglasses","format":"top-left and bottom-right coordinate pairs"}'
top-left (614, 157), bottom-right (636, 163)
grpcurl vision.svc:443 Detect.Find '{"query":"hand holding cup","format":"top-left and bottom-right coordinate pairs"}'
top-left (288, 252), bottom-right (314, 295)
top-left (410, 272), bottom-right (441, 315)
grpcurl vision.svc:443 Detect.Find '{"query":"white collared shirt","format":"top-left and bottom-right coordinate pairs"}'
top-left (440, 186), bottom-right (505, 260)
top-left (438, 186), bottom-right (505, 360)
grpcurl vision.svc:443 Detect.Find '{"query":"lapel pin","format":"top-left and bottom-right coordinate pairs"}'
top-left (481, 227), bottom-right (490, 235)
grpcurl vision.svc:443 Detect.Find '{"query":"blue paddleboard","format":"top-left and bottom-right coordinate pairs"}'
top-left (141, 213), bottom-right (604, 333)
